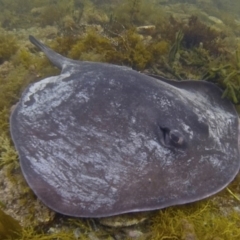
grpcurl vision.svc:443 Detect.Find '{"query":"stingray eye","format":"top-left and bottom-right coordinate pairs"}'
top-left (159, 127), bottom-right (185, 149)
top-left (169, 130), bottom-right (184, 146)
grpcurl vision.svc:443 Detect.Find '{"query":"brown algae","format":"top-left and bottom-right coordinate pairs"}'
top-left (0, 0), bottom-right (240, 239)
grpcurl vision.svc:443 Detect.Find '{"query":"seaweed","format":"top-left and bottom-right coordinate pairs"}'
top-left (12, 49), bottom-right (33, 68)
top-left (112, 28), bottom-right (153, 69)
top-left (0, 33), bottom-right (18, 64)
top-left (50, 35), bottom-right (79, 56)
top-left (67, 28), bottom-right (169, 70)
top-left (110, 0), bottom-right (142, 29)
top-left (0, 134), bottom-right (19, 174)
top-left (0, 0), bottom-right (47, 29)
top-left (0, 65), bottom-right (29, 135)
top-left (203, 50), bottom-right (240, 104)
top-left (221, 50), bottom-right (240, 104)
top-left (157, 15), bottom-right (226, 56)
top-left (0, 208), bottom-right (22, 239)
top-left (15, 218), bottom-right (112, 240)
top-left (149, 15), bottom-right (233, 80)
top-left (69, 29), bottom-right (115, 62)
top-left (149, 198), bottom-right (240, 239)
top-left (182, 16), bottom-right (226, 55)
top-left (38, 3), bottom-right (68, 27)
top-left (0, 0), bottom-right (240, 239)
top-left (108, 0), bottom-right (165, 34)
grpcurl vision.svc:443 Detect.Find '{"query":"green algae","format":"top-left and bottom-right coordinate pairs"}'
top-left (63, 28), bottom-right (169, 70)
top-left (202, 49), bottom-right (240, 104)
top-left (149, 196), bottom-right (240, 240)
top-left (0, 208), bottom-right (22, 240)
top-left (38, 0), bottom-right (73, 28)
top-left (0, 33), bottom-right (18, 64)
top-left (110, 0), bottom-right (165, 31)
top-left (0, 0), bottom-right (240, 239)
top-left (16, 218), bottom-right (113, 240)
top-left (0, 134), bottom-right (19, 176)
top-left (0, 64), bottom-right (33, 136)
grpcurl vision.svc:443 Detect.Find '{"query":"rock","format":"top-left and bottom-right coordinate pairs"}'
top-left (181, 219), bottom-right (198, 240)
top-left (124, 229), bottom-right (144, 239)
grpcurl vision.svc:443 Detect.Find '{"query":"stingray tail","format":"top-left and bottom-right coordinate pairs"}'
top-left (29, 35), bottom-right (69, 70)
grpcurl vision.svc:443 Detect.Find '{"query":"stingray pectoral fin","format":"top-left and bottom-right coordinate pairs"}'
top-left (29, 35), bottom-right (72, 70)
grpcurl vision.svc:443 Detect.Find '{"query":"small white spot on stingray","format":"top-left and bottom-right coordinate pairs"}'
top-left (159, 96), bottom-right (172, 110)
top-left (76, 89), bottom-right (90, 103)
top-left (131, 116), bottom-right (136, 124)
top-left (181, 122), bottom-right (193, 139)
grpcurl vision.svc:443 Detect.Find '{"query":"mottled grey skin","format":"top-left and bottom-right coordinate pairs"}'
top-left (10, 35), bottom-right (240, 218)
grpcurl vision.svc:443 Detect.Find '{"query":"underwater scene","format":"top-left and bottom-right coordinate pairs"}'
top-left (1, 0), bottom-right (240, 239)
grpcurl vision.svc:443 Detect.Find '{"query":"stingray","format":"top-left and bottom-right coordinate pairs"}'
top-left (10, 35), bottom-right (240, 218)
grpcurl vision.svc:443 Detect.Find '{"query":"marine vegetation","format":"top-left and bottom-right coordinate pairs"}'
top-left (52, 28), bottom-right (169, 70)
top-left (0, 32), bottom-right (18, 64)
top-left (0, 0), bottom-right (240, 239)
top-left (150, 198), bottom-right (240, 239)
top-left (203, 49), bottom-right (240, 104)
top-left (0, 208), bottom-right (22, 239)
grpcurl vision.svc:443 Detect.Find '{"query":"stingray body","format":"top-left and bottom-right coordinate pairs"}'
top-left (10, 36), bottom-right (239, 217)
